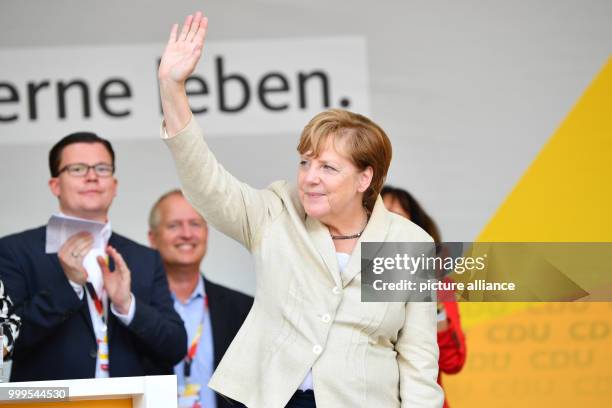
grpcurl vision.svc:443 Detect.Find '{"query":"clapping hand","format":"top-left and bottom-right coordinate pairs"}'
top-left (58, 232), bottom-right (93, 285)
top-left (97, 246), bottom-right (132, 315)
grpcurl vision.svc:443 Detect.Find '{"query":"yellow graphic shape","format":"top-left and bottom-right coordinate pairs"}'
top-left (445, 302), bottom-right (612, 408)
top-left (445, 56), bottom-right (612, 407)
top-left (478, 56), bottom-right (612, 243)
top-left (459, 302), bottom-right (529, 329)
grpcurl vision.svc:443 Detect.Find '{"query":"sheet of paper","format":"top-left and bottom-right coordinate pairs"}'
top-left (45, 214), bottom-right (107, 294)
top-left (45, 214), bottom-right (106, 253)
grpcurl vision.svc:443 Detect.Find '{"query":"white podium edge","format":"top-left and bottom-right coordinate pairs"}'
top-left (0, 375), bottom-right (177, 408)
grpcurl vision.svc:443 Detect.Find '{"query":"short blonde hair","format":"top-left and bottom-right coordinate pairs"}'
top-left (297, 109), bottom-right (392, 211)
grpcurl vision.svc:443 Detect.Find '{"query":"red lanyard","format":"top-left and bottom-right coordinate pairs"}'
top-left (183, 294), bottom-right (208, 378)
top-left (85, 282), bottom-right (105, 323)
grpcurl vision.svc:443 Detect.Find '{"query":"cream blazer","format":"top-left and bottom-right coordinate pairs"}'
top-left (163, 118), bottom-right (443, 408)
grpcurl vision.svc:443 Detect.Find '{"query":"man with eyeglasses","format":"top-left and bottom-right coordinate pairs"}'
top-left (0, 131), bottom-right (187, 382)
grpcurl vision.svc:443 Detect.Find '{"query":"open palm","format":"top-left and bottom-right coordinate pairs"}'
top-left (99, 245), bottom-right (132, 314)
top-left (158, 12), bottom-right (208, 83)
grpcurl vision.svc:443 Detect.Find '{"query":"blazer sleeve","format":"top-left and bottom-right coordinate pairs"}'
top-left (0, 237), bottom-right (83, 354)
top-left (163, 117), bottom-right (283, 251)
top-left (396, 302), bottom-right (445, 408)
top-left (125, 252), bottom-right (187, 367)
top-left (437, 301), bottom-right (467, 374)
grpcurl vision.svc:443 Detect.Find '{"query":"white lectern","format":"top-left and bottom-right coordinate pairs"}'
top-left (0, 375), bottom-right (177, 407)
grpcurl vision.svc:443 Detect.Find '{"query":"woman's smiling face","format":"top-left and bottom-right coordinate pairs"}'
top-left (297, 137), bottom-right (372, 224)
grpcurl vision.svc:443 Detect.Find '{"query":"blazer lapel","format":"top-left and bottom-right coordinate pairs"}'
top-left (341, 196), bottom-right (391, 288)
top-left (48, 255), bottom-right (96, 340)
top-left (106, 234), bottom-right (120, 341)
top-left (205, 278), bottom-right (228, 368)
top-left (305, 216), bottom-right (343, 288)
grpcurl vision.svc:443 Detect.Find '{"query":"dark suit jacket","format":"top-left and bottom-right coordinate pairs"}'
top-left (204, 277), bottom-right (253, 408)
top-left (0, 226), bottom-right (187, 382)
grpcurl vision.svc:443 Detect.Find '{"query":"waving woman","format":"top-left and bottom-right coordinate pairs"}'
top-left (158, 12), bottom-right (443, 408)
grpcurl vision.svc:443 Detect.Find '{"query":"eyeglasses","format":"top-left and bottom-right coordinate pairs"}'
top-left (58, 163), bottom-right (115, 177)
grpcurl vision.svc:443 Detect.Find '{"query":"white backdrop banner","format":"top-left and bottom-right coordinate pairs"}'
top-left (0, 36), bottom-right (369, 144)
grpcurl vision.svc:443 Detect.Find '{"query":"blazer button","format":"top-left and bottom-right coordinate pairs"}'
top-left (321, 314), bottom-right (331, 323)
top-left (332, 286), bottom-right (341, 295)
top-left (89, 349), bottom-right (97, 359)
top-left (312, 345), bottom-right (323, 355)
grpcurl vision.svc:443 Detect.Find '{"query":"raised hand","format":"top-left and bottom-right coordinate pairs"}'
top-left (158, 11), bottom-right (208, 136)
top-left (158, 11), bottom-right (208, 83)
top-left (98, 245), bottom-right (132, 315)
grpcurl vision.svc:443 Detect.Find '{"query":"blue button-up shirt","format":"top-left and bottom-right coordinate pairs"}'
top-left (173, 277), bottom-right (216, 408)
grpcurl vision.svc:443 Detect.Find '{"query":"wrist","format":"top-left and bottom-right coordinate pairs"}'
top-left (114, 294), bottom-right (132, 315)
top-left (158, 78), bottom-right (185, 92)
